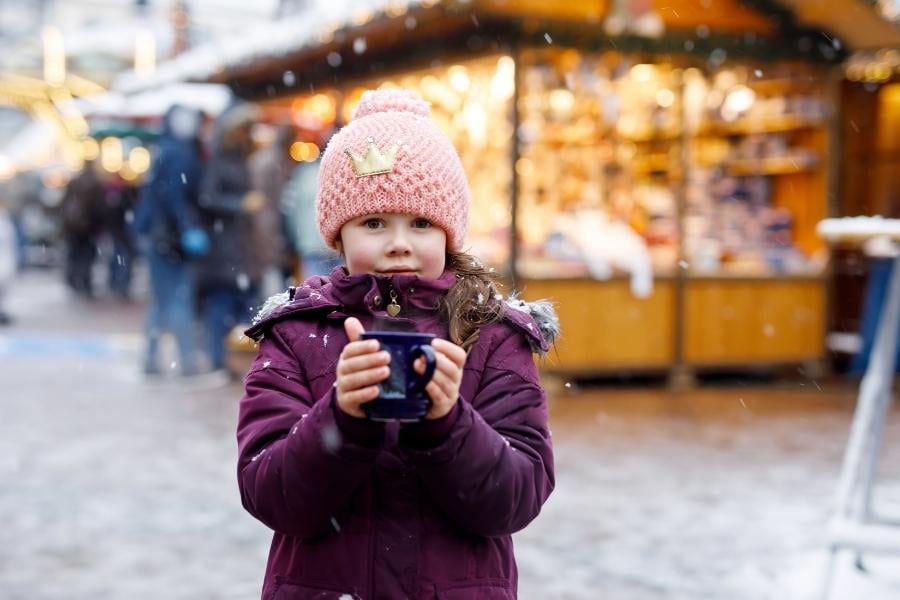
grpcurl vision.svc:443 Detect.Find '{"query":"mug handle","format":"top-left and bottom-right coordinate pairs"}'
top-left (409, 344), bottom-right (437, 394)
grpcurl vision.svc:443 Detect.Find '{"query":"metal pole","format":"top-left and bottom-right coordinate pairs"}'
top-left (820, 254), bottom-right (900, 600)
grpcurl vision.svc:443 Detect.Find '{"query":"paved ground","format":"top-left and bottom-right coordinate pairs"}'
top-left (1, 270), bottom-right (899, 599)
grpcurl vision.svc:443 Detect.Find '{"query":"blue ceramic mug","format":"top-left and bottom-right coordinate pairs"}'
top-left (360, 331), bottom-right (437, 422)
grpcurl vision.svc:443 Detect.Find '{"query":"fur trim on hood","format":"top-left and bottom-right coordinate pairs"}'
top-left (504, 294), bottom-right (560, 355)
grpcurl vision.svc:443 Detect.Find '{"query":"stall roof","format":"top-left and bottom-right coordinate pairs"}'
top-left (113, 0), bottom-right (431, 94)
top-left (775, 0), bottom-right (900, 50)
top-left (73, 83), bottom-right (232, 119)
top-left (114, 0), bottom-right (895, 96)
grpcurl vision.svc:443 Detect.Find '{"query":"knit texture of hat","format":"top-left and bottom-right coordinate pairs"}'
top-left (316, 89), bottom-right (470, 251)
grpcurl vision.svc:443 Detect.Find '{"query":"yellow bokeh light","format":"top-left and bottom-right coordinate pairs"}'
top-left (549, 89), bottom-right (575, 113)
top-left (290, 142), bottom-right (321, 163)
top-left (630, 64), bottom-right (657, 83)
top-left (656, 88), bottom-right (676, 108)
top-left (449, 66), bottom-right (470, 92)
top-left (82, 138), bottom-right (99, 160)
top-left (128, 146), bottom-right (151, 174)
top-left (100, 137), bottom-right (123, 173)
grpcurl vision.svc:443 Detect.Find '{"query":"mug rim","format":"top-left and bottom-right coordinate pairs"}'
top-left (361, 331), bottom-right (436, 343)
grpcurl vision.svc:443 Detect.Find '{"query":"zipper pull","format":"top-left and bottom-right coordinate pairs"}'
top-left (386, 288), bottom-right (401, 317)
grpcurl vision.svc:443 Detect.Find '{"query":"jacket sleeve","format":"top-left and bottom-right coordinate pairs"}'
top-left (399, 329), bottom-right (555, 537)
top-left (236, 324), bottom-right (385, 539)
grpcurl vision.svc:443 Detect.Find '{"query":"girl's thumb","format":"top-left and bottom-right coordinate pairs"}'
top-left (344, 317), bottom-right (365, 342)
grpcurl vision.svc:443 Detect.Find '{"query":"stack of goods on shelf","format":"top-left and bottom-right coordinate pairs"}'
top-left (516, 50), bottom-right (680, 280)
top-left (517, 49), bottom-right (829, 279)
top-left (684, 64), bottom-right (828, 275)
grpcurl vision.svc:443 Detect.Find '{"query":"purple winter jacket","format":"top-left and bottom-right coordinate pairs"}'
top-left (237, 267), bottom-right (556, 600)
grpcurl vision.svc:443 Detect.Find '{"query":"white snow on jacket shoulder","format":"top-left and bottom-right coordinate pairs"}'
top-left (252, 289), bottom-right (292, 325)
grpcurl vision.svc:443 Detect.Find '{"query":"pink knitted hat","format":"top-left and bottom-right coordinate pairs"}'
top-left (316, 89), bottom-right (470, 251)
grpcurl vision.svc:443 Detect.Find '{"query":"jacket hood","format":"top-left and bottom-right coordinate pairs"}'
top-left (246, 267), bottom-right (558, 354)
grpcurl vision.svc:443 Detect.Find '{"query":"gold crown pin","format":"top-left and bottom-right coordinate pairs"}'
top-left (345, 137), bottom-right (402, 177)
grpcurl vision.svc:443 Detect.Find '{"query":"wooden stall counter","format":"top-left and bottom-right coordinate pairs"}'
top-left (518, 275), bottom-right (826, 375)
top-left (519, 277), bottom-right (676, 374)
top-left (683, 276), bottom-right (826, 367)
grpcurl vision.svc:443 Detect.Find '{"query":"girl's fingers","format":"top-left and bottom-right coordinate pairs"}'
top-left (338, 365), bottom-right (390, 392)
top-left (425, 381), bottom-right (445, 404)
top-left (340, 339), bottom-right (381, 360)
top-left (340, 385), bottom-right (380, 407)
top-left (433, 352), bottom-right (462, 382)
top-left (432, 338), bottom-right (467, 368)
top-left (428, 369), bottom-right (456, 400)
top-left (344, 317), bottom-right (365, 342)
top-left (338, 350), bottom-right (390, 376)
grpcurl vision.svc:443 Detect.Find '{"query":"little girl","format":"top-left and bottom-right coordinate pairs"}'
top-left (237, 89), bottom-right (558, 600)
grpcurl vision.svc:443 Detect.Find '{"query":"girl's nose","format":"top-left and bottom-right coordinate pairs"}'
top-left (385, 230), bottom-right (412, 255)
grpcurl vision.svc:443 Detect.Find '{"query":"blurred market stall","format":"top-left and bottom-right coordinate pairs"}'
top-left (10, 0), bottom-right (900, 380)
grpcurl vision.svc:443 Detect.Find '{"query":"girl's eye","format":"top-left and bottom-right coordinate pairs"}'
top-left (363, 218), bottom-right (384, 229)
top-left (412, 218), bottom-right (432, 229)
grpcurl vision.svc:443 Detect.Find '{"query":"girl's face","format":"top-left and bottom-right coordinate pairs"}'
top-left (337, 213), bottom-right (446, 279)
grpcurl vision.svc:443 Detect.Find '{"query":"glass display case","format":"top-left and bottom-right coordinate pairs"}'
top-left (515, 49), bottom-right (830, 282)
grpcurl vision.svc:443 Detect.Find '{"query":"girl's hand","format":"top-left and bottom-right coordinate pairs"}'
top-left (335, 317), bottom-right (390, 418)
top-left (416, 338), bottom-right (467, 420)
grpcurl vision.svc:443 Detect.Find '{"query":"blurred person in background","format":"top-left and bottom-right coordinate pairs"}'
top-left (196, 102), bottom-right (262, 375)
top-left (60, 160), bottom-right (105, 297)
top-left (248, 123), bottom-right (297, 295)
top-left (281, 127), bottom-right (341, 278)
top-left (103, 172), bottom-right (138, 299)
top-left (0, 197), bottom-right (15, 324)
top-left (3, 172), bottom-right (38, 271)
top-left (133, 104), bottom-right (209, 377)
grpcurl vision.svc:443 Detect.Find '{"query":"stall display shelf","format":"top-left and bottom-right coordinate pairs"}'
top-left (697, 115), bottom-right (826, 137)
top-left (724, 155), bottom-right (820, 176)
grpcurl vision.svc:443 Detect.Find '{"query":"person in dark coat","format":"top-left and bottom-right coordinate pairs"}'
top-left (102, 173), bottom-right (138, 299)
top-left (248, 123), bottom-right (297, 292)
top-left (60, 160), bottom-right (105, 296)
top-left (196, 102), bottom-right (262, 373)
top-left (133, 104), bottom-right (208, 376)
top-left (237, 90), bottom-right (558, 599)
